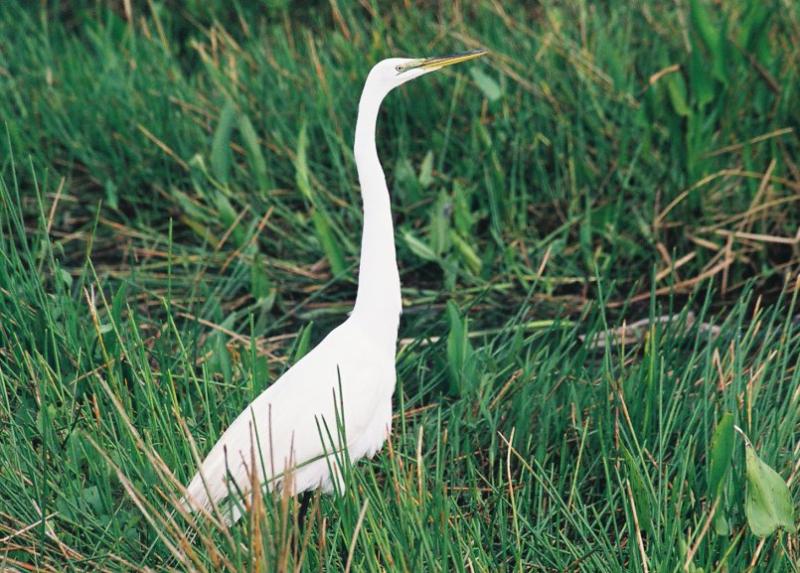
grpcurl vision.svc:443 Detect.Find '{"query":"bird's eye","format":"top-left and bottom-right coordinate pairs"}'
top-left (395, 65), bottom-right (403, 72)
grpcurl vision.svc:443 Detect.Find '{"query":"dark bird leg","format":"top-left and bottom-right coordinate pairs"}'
top-left (294, 491), bottom-right (313, 540)
top-left (297, 491), bottom-right (312, 526)
top-left (290, 492), bottom-right (315, 553)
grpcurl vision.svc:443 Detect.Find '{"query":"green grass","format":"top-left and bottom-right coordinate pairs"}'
top-left (1, 1), bottom-right (799, 571)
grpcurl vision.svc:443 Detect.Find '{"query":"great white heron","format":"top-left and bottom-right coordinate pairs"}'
top-left (183, 49), bottom-right (487, 524)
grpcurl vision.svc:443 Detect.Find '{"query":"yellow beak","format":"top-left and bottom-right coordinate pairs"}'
top-left (401, 49), bottom-right (488, 73)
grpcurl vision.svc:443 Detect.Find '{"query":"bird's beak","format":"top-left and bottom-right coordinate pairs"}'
top-left (399, 49), bottom-right (488, 73)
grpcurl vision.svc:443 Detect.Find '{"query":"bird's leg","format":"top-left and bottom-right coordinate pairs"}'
top-left (296, 491), bottom-right (312, 528)
top-left (290, 491), bottom-right (314, 552)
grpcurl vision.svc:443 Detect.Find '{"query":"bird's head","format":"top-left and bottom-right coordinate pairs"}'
top-left (365, 49), bottom-right (488, 97)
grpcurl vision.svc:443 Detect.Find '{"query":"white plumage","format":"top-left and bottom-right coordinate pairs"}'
top-left (183, 50), bottom-right (487, 524)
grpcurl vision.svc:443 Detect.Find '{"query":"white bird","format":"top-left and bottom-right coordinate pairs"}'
top-left (183, 49), bottom-right (488, 524)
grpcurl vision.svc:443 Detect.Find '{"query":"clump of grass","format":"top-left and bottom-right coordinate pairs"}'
top-left (3, 166), bottom-right (799, 569)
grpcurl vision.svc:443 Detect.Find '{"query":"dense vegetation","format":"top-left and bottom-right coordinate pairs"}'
top-left (1, 1), bottom-right (798, 570)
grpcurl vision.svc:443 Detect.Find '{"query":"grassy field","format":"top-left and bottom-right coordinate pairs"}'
top-left (1, 1), bottom-right (799, 571)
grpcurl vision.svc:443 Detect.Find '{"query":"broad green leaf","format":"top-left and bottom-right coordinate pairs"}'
top-left (403, 231), bottom-right (437, 262)
top-left (215, 335), bottom-right (232, 383)
top-left (111, 281), bottom-right (128, 326)
top-left (688, 0), bottom-right (727, 84)
top-left (738, 2), bottom-right (769, 53)
top-left (712, 510), bottom-right (730, 536)
top-left (429, 191), bottom-right (451, 256)
top-left (452, 182), bottom-right (474, 236)
top-left (712, 19), bottom-right (729, 85)
top-left (419, 150), bottom-right (434, 188)
top-left (242, 352), bottom-right (270, 390)
top-left (295, 123), bottom-right (313, 202)
top-left (311, 209), bottom-right (346, 276)
top-left (470, 68), bottom-right (502, 102)
top-left (450, 230), bottom-right (482, 275)
top-left (211, 98), bottom-right (236, 184)
top-left (393, 156), bottom-right (421, 203)
top-left (104, 179), bottom-right (118, 210)
top-left (745, 445), bottom-right (796, 537)
top-left (250, 253), bottom-right (273, 304)
top-left (187, 153), bottom-right (211, 191)
top-left (57, 267), bottom-right (73, 288)
top-left (214, 191), bottom-right (246, 248)
top-left (623, 447), bottom-right (653, 534)
top-left (238, 113), bottom-right (268, 191)
top-left (181, 215), bottom-right (218, 245)
top-left (579, 200), bottom-right (593, 272)
top-left (446, 301), bottom-right (476, 397)
top-left (394, 157), bottom-right (417, 185)
top-left (689, 0), bottom-right (719, 57)
top-left (708, 412), bottom-right (734, 497)
top-left (689, 49), bottom-right (714, 109)
top-left (666, 73), bottom-right (691, 117)
top-left (80, 485), bottom-right (103, 514)
top-left (746, 4), bottom-right (771, 66)
top-left (292, 322), bottom-right (314, 362)
top-left (213, 191), bottom-right (237, 228)
top-left (172, 188), bottom-right (207, 223)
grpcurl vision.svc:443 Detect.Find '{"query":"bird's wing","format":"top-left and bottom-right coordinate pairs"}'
top-left (182, 321), bottom-right (392, 517)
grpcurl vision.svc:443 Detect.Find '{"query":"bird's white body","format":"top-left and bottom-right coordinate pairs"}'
top-left (183, 317), bottom-right (396, 522)
top-left (183, 51), bottom-right (485, 524)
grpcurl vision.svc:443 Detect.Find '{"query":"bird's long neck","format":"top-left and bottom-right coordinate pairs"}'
top-left (351, 88), bottom-right (401, 336)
